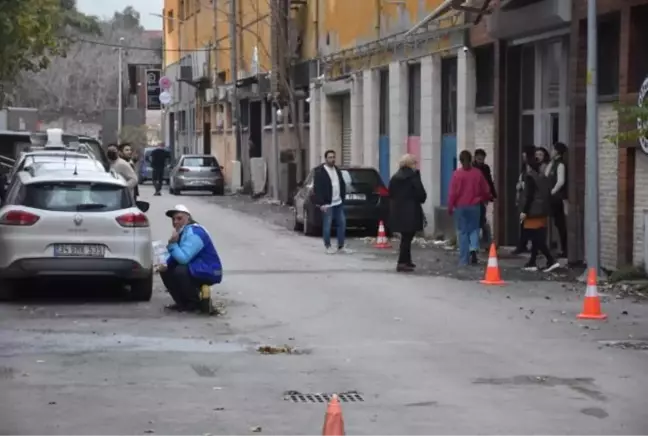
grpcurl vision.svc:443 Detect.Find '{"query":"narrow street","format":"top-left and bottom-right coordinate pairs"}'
top-left (0, 185), bottom-right (647, 435)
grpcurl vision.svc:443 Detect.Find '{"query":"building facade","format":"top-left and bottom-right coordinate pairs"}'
top-left (308, 0), bottom-right (471, 234)
top-left (469, 0), bottom-right (648, 269)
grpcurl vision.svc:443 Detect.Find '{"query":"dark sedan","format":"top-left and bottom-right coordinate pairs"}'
top-left (292, 166), bottom-right (389, 236)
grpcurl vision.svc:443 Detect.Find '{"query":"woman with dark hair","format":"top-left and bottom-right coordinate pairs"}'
top-left (535, 147), bottom-right (550, 174)
top-left (513, 145), bottom-right (537, 255)
top-left (546, 141), bottom-right (568, 258)
top-left (448, 150), bottom-right (492, 266)
top-left (519, 159), bottom-right (560, 272)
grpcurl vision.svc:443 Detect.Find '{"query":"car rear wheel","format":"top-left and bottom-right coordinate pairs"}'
top-left (293, 208), bottom-right (303, 232)
top-left (303, 209), bottom-right (320, 236)
top-left (129, 273), bottom-right (153, 302)
top-left (212, 186), bottom-right (225, 196)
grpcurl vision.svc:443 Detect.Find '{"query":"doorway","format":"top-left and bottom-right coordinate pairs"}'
top-left (249, 101), bottom-right (262, 158)
top-left (203, 122), bottom-right (211, 155)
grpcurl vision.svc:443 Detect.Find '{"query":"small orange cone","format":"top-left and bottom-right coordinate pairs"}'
top-left (577, 268), bottom-right (607, 320)
top-left (480, 243), bottom-right (505, 285)
top-left (374, 221), bottom-right (391, 249)
top-left (322, 394), bottom-right (345, 436)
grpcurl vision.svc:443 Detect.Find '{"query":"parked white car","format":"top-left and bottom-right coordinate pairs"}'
top-left (0, 168), bottom-right (153, 300)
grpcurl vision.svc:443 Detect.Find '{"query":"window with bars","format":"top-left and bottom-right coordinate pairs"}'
top-left (407, 63), bottom-right (421, 136)
top-left (474, 44), bottom-right (494, 108)
top-left (441, 57), bottom-right (457, 134)
top-left (379, 69), bottom-right (390, 136)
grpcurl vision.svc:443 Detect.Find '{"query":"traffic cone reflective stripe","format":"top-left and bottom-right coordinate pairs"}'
top-left (577, 268), bottom-right (607, 320)
top-left (322, 394), bottom-right (345, 436)
top-left (480, 243), bottom-right (505, 285)
top-left (374, 221), bottom-right (391, 249)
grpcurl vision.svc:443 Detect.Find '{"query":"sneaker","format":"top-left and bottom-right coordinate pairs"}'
top-left (396, 264), bottom-right (414, 272)
top-left (543, 262), bottom-right (561, 273)
top-left (407, 262), bottom-right (416, 268)
top-left (337, 247), bottom-right (353, 254)
top-left (325, 246), bottom-right (337, 254)
top-left (470, 251), bottom-right (479, 265)
top-left (523, 263), bottom-right (538, 272)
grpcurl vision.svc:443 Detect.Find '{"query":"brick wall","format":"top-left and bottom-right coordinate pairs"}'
top-left (598, 103), bottom-right (619, 269)
top-left (633, 154), bottom-right (648, 266)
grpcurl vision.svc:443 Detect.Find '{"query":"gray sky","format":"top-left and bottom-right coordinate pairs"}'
top-left (76, 0), bottom-right (164, 30)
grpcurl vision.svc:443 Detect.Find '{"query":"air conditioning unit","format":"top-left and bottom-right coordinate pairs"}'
top-left (217, 86), bottom-right (228, 101)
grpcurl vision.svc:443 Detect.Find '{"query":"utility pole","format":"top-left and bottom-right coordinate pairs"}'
top-left (271, 100), bottom-right (279, 199)
top-left (229, 0), bottom-right (242, 185)
top-left (117, 37), bottom-right (125, 141)
top-left (585, 0), bottom-right (601, 276)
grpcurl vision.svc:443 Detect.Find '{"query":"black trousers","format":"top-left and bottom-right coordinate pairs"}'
top-left (551, 196), bottom-right (568, 255)
top-left (398, 232), bottom-right (415, 265)
top-left (516, 223), bottom-right (531, 251)
top-left (528, 227), bottom-right (555, 267)
top-left (152, 167), bottom-right (164, 193)
top-left (160, 265), bottom-right (200, 308)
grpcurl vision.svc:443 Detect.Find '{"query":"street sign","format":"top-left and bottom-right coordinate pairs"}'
top-left (159, 91), bottom-right (172, 105)
top-left (146, 69), bottom-right (162, 110)
top-left (159, 75), bottom-right (172, 90)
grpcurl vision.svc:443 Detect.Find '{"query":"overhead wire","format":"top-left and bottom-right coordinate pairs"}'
top-left (70, 37), bottom-right (230, 52)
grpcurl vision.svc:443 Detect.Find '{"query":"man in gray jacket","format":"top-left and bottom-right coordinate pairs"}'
top-left (107, 145), bottom-right (138, 196)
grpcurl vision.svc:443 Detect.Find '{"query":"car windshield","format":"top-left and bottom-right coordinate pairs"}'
top-left (182, 157), bottom-right (218, 167)
top-left (341, 169), bottom-right (382, 187)
top-left (22, 182), bottom-right (131, 212)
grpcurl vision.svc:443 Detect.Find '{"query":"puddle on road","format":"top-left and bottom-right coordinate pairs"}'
top-left (0, 330), bottom-right (247, 356)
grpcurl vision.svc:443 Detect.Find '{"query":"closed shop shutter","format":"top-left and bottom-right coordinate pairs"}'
top-left (341, 96), bottom-right (352, 166)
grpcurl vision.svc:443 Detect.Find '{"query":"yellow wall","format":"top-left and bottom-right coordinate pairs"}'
top-left (302, 0), bottom-right (452, 59)
top-left (163, 0), bottom-right (271, 82)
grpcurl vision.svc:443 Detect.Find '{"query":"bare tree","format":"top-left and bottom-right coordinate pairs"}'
top-left (13, 8), bottom-right (161, 122)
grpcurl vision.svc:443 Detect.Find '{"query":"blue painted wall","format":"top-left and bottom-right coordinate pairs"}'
top-left (440, 134), bottom-right (457, 206)
top-left (378, 135), bottom-right (390, 183)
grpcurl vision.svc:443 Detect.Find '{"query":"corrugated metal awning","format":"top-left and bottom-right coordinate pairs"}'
top-left (404, 0), bottom-right (496, 37)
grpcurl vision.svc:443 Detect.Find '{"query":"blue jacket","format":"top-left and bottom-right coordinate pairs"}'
top-left (166, 223), bottom-right (223, 285)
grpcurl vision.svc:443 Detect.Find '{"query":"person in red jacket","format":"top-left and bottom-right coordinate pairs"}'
top-left (448, 150), bottom-right (492, 265)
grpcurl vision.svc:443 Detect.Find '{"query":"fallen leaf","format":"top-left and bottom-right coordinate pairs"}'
top-left (250, 426), bottom-right (262, 433)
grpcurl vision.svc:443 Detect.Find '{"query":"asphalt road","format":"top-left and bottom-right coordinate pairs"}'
top-left (1, 185), bottom-right (647, 435)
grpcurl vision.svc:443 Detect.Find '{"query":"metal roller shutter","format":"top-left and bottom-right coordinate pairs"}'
top-left (341, 96), bottom-right (352, 166)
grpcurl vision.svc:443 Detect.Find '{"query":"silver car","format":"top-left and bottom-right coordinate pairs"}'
top-left (0, 168), bottom-right (153, 301)
top-left (169, 154), bottom-right (225, 195)
top-left (9, 151), bottom-right (91, 182)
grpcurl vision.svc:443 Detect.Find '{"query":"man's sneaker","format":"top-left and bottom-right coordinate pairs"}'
top-left (338, 247), bottom-right (353, 254)
top-left (543, 262), bottom-right (561, 273)
top-left (523, 263), bottom-right (538, 272)
top-left (470, 250), bottom-right (479, 265)
top-left (325, 247), bottom-right (337, 254)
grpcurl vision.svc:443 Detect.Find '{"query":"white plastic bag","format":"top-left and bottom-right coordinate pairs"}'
top-left (152, 240), bottom-right (169, 266)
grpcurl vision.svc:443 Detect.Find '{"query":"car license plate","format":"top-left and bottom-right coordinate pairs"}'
top-left (54, 244), bottom-right (105, 257)
top-left (346, 193), bottom-right (366, 201)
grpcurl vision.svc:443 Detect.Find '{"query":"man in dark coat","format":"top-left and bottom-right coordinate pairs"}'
top-left (389, 154), bottom-right (427, 272)
top-left (148, 143), bottom-right (170, 196)
top-left (473, 148), bottom-right (497, 248)
top-left (312, 149), bottom-right (349, 254)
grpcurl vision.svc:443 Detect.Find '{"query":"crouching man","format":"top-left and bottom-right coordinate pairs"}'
top-left (157, 204), bottom-right (223, 312)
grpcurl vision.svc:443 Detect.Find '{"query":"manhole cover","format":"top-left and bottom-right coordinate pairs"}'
top-left (283, 390), bottom-right (364, 403)
top-left (599, 340), bottom-right (648, 351)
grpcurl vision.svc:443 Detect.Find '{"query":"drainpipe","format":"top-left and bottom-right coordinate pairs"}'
top-left (315, 0), bottom-right (320, 55)
top-left (375, 0), bottom-right (381, 39)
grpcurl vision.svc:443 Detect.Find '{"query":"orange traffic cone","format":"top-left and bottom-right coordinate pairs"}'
top-left (374, 221), bottom-right (391, 249)
top-left (480, 243), bottom-right (505, 285)
top-left (577, 268), bottom-right (607, 320)
top-left (322, 394), bottom-right (345, 436)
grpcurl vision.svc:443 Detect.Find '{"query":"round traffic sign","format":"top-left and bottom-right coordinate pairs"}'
top-left (159, 76), bottom-right (172, 90)
top-left (159, 91), bottom-right (172, 105)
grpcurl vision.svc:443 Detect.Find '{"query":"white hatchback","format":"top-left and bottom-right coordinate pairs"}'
top-left (0, 169), bottom-right (153, 300)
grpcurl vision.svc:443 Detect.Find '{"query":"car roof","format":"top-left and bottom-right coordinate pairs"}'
top-left (181, 154), bottom-right (217, 158)
top-left (22, 151), bottom-right (88, 158)
top-left (26, 161), bottom-right (104, 172)
top-left (18, 169), bottom-right (126, 186)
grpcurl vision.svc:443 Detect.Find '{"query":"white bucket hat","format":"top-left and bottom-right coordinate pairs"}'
top-left (165, 204), bottom-right (191, 218)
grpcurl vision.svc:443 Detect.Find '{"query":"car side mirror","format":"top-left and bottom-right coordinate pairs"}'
top-left (136, 200), bottom-right (150, 212)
